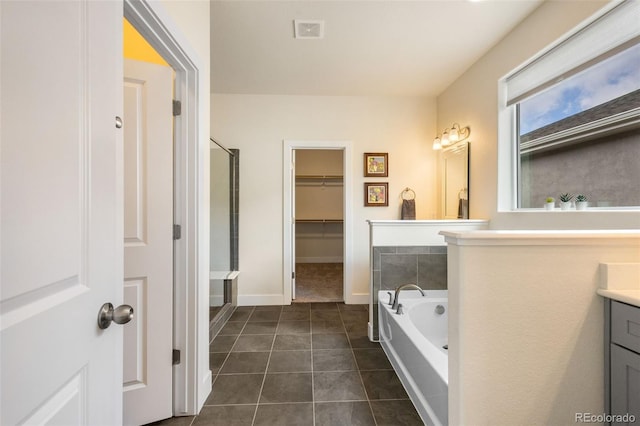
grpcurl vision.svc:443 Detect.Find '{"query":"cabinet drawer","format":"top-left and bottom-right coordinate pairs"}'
top-left (612, 301), bottom-right (640, 354)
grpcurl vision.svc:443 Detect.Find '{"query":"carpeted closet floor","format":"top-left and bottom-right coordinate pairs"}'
top-left (293, 263), bottom-right (343, 303)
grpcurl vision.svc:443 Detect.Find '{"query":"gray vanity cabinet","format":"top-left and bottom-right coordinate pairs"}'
top-left (606, 299), bottom-right (640, 424)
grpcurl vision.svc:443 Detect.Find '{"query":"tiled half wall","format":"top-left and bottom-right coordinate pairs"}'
top-left (371, 245), bottom-right (447, 341)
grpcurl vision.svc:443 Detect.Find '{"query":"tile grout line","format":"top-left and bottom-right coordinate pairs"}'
top-left (208, 306), bottom-right (253, 405)
top-left (310, 304), bottom-right (316, 426)
top-left (204, 303), bottom-right (408, 425)
top-left (250, 306), bottom-right (281, 426)
top-left (338, 304), bottom-right (379, 426)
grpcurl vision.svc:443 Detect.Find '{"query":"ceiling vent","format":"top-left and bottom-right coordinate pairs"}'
top-left (294, 20), bottom-right (324, 39)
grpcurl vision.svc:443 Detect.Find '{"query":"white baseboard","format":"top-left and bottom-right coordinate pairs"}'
top-left (237, 292), bottom-right (368, 306)
top-left (368, 322), bottom-right (378, 342)
top-left (345, 292), bottom-right (369, 305)
top-left (209, 295), bottom-right (224, 306)
top-left (237, 294), bottom-right (285, 306)
top-left (296, 257), bottom-right (343, 263)
top-left (198, 370), bottom-right (212, 412)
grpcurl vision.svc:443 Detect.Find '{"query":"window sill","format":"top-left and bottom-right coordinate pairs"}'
top-left (508, 207), bottom-right (640, 212)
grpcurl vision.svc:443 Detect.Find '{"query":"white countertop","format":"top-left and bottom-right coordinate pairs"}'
top-left (367, 219), bottom-right (489, 225)
top-left (597, 289), bottom-right (640, 308)
top-left (368, 219), bottom-right (489, 247)
top-left (597, 262), bottom-right (640, 307)
top-left (441, 229), bottom-right (640, 246)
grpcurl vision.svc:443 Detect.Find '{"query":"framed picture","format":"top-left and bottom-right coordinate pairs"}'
top-left (364, 152), bottom-right (388, 177)
top-left (364, 182), bottom-right (389, 207)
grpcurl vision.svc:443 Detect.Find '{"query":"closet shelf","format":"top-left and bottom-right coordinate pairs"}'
top-left (296, 219), bottom-right (343, 223)
top-left (296, 175), bottom-right (343, 180)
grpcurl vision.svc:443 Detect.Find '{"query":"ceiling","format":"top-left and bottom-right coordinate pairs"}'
top-left (210, 0), bottom-right (543, 97)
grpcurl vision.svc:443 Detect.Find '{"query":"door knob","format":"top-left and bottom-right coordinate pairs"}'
top-left (98, 302), bottom-right (134, 329)
top-left (115, 116), bottom-right (123, 128)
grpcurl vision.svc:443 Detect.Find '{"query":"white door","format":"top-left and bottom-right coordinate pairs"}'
top-left (123, 59), bottom-right (174, 425)
top-left (1, 1), bottom-right (124, 425)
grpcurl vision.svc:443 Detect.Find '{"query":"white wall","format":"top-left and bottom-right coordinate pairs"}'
top-left (436, 0), bottom-right (639, 230)
top-left (210, 144), bottom-right (231, 271)
top-left (445, 231), bottom-right (640, 425)
top-left (435, 1), bottom-right (640, 423)
top-left (211, 94), bottom-right (436, 304)
top-left (154, 0), bottom-right (211, 413)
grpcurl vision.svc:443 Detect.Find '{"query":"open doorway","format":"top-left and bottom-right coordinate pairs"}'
top-left (294, 150), bottom-right (344, 302)
top-left (283, 140), bottom-right (353, 306)
top-left (124, 0), bottom-right (207, 419)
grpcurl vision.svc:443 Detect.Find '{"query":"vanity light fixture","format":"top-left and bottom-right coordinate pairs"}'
top-left (432, 123), bottom-right (471, 150)
top-left (432, 135), bottom-right (442, 150)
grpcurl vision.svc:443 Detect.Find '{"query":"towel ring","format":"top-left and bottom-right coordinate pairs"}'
top-left (402, 187), bottom-right (416, 200)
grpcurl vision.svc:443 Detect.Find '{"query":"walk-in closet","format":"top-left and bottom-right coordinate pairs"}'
top-left (294, 149), bottom-right (344, 302)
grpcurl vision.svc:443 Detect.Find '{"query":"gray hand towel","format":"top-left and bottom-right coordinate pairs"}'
top-left (457, 199), bottom-right (468, 219)
top-left (401, 199), bottom-right (416, 220)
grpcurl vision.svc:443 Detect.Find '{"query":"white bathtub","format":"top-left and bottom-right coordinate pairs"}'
top-left (378, 290), bottom-right (448, 426)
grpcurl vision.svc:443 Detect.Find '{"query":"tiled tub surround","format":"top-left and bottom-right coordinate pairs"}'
top-left (367, 220), bottom-right (489, 342)
top-left (373, 246), bottom-right (448, 291)
top-left (370, 245), bottom-right (447, 341)
top-left (204, 303), bottom-right (423, 425)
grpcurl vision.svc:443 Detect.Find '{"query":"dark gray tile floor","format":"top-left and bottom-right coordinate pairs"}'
top-left (149, 302), bottom-right (423, 426)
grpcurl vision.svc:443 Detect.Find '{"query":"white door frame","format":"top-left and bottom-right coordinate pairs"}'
top-left (283, 140), bottom-right (353, 304)
top-left (124, 1), bottom-right (206, 416)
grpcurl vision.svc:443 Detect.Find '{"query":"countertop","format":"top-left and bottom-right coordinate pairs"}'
top-left (596, 262), bottom-right (640, 308)
top-left (597, 289), bottom-right (640, 308)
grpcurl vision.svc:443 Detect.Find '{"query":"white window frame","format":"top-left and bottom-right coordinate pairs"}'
top-left (497, 0), bottom-right (640, 212)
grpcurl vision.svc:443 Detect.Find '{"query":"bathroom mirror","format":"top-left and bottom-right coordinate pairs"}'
top-left (440, 141), bottom-right (469, 219)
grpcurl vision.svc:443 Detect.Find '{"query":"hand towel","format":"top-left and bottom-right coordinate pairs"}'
top-left (457, 199), bottom-right (468, 219)
top-left (401, 199), bottom-right (416, 220)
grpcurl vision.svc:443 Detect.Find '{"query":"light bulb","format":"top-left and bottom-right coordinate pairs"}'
top-left (441, 131), bottom-right (450, 146)
top-left (449, 126), bottom-right (459, 142)
top-left (432, 136), bottom-right (442, 150)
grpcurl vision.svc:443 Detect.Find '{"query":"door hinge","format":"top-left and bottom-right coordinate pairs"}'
top-left (173, 224), bottom-right (182, 240)
top-left (292, 271), bottom-right (295, 279)
top-left (173, 100), bottom-right (182, 116)
top-left (173, 349), bottom-right (181, 365)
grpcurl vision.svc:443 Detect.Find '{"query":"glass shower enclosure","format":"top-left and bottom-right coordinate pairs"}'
top-left (209, 138), bottom-right (239, 337)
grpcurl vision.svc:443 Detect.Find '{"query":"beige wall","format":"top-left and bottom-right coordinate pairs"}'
top-left (211, 94), bottom-right (436, 303)
top-left (447, 233), bottom-right (640, 425)
top-left (437, 1), bottom-right (640, 424)
top-left (210, 144), bottom-right (231, 271)
top-left (436, 0), bottom-right (639, 229)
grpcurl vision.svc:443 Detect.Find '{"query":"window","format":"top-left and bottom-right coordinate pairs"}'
top-left (502, 0), bottom-right (640, 209)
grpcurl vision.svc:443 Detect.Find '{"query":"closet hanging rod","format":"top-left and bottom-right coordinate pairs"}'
top-left (210, 137), bottom-right (234, 156)
top-left (295, 219), bottom-right (343, 223)
top-left (295, 174), bottom-right (343, 179)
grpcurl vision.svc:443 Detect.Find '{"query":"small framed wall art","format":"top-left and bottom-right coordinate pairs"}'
top-left (364, 152), bottom-right (388, 177)
top-left (364, 182), bottom-right (389, 207)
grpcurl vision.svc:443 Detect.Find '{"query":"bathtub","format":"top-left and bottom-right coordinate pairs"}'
top-left (378, 290), bottom-right (448, 426)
